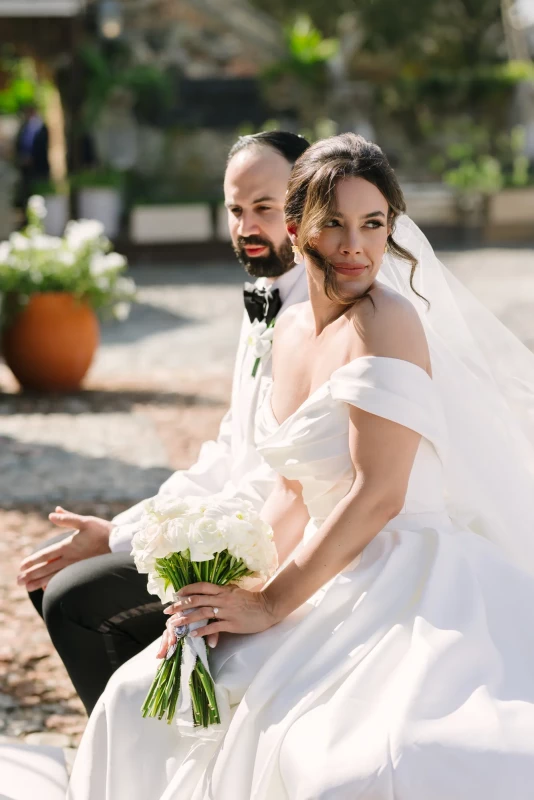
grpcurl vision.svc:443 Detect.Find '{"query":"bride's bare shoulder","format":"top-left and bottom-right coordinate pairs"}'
top-left (347, 283), bottom-right (430, 372)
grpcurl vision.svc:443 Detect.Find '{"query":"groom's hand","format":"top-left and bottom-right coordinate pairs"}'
top-left (17, 507), bottom-right (113, 592)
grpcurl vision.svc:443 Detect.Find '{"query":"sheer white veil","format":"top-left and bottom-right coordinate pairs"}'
top-left (381, 215), bottom-right (534, 574)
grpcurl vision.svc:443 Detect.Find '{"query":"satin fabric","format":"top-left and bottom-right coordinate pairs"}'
top-left (69, 357), bottom-right (534, 799)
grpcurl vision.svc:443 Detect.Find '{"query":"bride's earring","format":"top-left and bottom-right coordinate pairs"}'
top-left (292, 244), bottom-right (304, 264)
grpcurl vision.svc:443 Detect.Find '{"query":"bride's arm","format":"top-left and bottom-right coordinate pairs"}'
top-left (167, 300), bottom-right (428, 637)
top-left (262, 404), bottom-right (421, 621)
top-left (261, 473), bottom-right (310, 567)
top-left (166, 405), bottom-right (421, 639)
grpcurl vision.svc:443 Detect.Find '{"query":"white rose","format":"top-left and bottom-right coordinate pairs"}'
top-left (132, 521), bottom-right (172, 563)
top-left (165, 517), bottom-right (189, 553)
top-left (247, 320), bottom-right (275, 359)
top-left (150, 530), bottom-right (174, 559)
top-left (221, 511), bottom-right (277, 576)
top-left (132, 545), bottom-right (156, 574)
top-left (147, 574), bottom-right (174, 603)
top-left (151, 496), bottom-right (190, 521)
top-left (188, 516), bottom-right (225, 561)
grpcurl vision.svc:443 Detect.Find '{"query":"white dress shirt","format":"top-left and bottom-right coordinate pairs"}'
top-left (109, 263), bottom-right (309, 552)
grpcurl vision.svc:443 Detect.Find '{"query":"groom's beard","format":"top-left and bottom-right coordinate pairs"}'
top-left (234, 235), bottom-right (295, 278)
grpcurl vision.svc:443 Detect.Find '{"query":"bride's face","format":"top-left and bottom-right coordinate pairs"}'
top-left (310, 176), bottom-right (390, 293)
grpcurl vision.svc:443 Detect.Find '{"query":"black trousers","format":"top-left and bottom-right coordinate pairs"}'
top-left (29, 531), bottom-right (165, 715)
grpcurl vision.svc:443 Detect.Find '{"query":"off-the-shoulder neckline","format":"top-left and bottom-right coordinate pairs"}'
top-left (269, 355), bottom-right (433, 428)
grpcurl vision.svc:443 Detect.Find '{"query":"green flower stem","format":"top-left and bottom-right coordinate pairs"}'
top-left (142, 548), bottom-right (256, 727)
top-left (195, 660), bottom-right (220, 723)
top-left (251, 357), bottom-right (261, 378)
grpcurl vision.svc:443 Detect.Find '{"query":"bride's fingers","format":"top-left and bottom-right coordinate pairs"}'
top-left (156, 630), bottom-right (169, 659)
top-left (175, 583), bottom-right (224, 600)
top-left (167, 608), bottom-right (220, 627)
top-left (190, 621), bottom-right (228, 639)
top-left (164, 593), bottom-right (224, 615)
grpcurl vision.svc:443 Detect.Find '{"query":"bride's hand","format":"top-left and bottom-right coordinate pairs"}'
top-left (161, 583), bottom-right (277, 646)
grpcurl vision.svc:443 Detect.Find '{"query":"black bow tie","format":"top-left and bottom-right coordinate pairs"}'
top-left (243, 284), bottom-right (282, 325)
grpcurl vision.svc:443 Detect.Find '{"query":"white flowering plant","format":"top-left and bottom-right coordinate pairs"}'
top-left (0, 195), bottom-right (135, 327)
top-left (131, 495), bottom-right (278, 730)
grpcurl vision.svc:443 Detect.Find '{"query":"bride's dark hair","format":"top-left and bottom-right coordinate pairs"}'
top-left (285, 133), bottom-right (425, 306)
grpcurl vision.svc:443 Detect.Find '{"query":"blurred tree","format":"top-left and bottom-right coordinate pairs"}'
top-left (262, 14), bottom-right (338, 125)
top-left (250, 0), bottom-right (504, 68)
top-left (0, 55), bottom-right (41, 115)
top-left (356, 0), bottom-right (503, 68)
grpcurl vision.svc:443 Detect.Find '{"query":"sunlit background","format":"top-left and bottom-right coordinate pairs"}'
top-left (0, 0), bottom-right (533, 782)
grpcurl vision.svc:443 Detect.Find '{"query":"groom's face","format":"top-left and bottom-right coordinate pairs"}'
top-left (224, 146), bottom-right (294, 278)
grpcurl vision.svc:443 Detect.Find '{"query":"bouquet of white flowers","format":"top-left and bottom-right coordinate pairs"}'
top-left (131, 495), bottom-right (278, 731)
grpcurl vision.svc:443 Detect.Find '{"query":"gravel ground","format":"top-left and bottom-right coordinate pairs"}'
top-left (0, 376), bottom-right (229, 750)
top-left (0, 248), bottom-right (533, 753)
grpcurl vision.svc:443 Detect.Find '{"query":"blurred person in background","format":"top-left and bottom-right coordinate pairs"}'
top-left (14, 103), bottom-right (49, 209)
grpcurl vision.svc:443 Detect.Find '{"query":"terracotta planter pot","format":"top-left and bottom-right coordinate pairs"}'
top-left (2, 293), bottom-right (100, 391)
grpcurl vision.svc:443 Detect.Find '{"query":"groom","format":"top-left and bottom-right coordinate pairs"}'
top-left (18, 130), bottom-right (310, 713)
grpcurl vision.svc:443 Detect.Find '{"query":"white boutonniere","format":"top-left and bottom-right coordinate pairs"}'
top-left (247, 318), bottom-right (276, 377)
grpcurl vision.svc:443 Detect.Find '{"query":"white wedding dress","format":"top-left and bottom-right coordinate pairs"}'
top-left (68, 356), bottom-right (534, 800)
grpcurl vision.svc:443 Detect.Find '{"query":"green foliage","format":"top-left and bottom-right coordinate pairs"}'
top-left (79, 43), bottom-right (173, 130)
top-left (356, 0), bottom-right (502, 66)
top-left (286, 14), bottom-right (339, 68)
top-left (430, 123), bottom-right (531, 194)
top-left (248, 0), bottom-right (355, 36)
top-left (235, 116), bottom-right (337, 146)
top-left (263, 14), bottom-right (339, 87)
top-left (0, 196), bottom-right (135, 326)
top-left (443, 156), bottom-right (504, 194)
top-left (32, 179), bottom-right (69, 197)
top-left (383, 62), bottom-right (534, 115)
top-left (125, 63), bottom-right (173, 124)
top-left (251, 0), bottom-right (503, 66)
top-left (70, 168), bottom-right (124, 190)
top-left (0, 57), bottom-right (43, 115)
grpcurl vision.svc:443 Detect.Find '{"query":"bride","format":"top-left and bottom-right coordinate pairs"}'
top-left (69, 134), bottom-right (534, 800)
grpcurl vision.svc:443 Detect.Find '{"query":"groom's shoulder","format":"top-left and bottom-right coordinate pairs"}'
top-left (277, 300), bottom-right (309, 329)
top-left (273, 301), bottom-right (310, 346)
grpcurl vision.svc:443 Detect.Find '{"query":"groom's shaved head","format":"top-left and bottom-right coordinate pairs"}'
top-left (227, 131), bottom-right (310, 167)
top-left (225, 131), bottom-right (310, 278)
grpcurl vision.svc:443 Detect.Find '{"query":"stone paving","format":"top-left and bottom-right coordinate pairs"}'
top-left (0, 262), bottom-right (242, 507)
top-left (0, 248), bottom-right (533, 756)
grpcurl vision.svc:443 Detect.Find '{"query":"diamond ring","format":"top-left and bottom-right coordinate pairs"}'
top-left (212, 607), bottom-right (219, 617)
